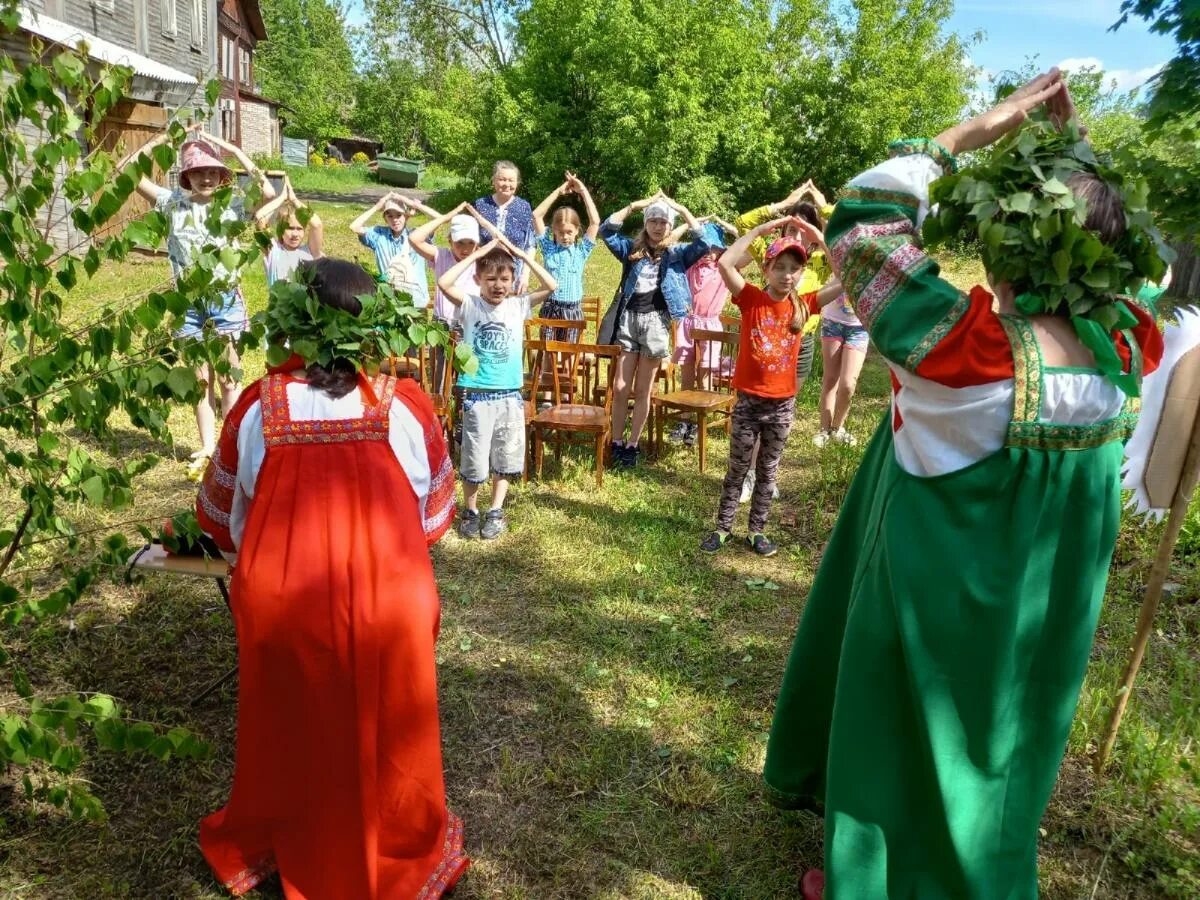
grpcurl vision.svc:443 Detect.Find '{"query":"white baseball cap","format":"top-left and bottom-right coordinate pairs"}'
top-left (448, 214), bottom-right (480, 243)
top-left (644, 200), bottom-right (676, 225)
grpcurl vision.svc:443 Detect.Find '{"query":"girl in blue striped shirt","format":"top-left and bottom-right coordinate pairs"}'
top-left (532, 171), bottom-right (600, 340)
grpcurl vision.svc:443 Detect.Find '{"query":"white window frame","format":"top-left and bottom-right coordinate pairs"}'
top-left (91, 0), bottom-right (115, 13)
top-left (190, 0), bottom-right (205, 50)
top-left (160, 0), bottom-right (177, 38)
top-left (238, 46), bottom-right (251, 86)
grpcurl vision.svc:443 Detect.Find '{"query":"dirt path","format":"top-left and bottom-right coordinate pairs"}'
top-left (292, 184), bottom-right (433, 205)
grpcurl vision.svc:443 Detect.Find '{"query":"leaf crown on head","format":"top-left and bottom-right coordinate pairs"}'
top-left (921, 113), bottom-right (1173, 334)
top-left (260, 271), bottom-right (453, 372)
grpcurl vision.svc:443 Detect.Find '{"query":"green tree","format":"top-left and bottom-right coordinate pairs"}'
top-left (1111, 0), bottom-right (1200, 128)
top-left (774, 0), bottom-right (975, 195)
top-left (256, 0), bottom-right (356, 142)
top-left (0, 10), bottom-right (243, 815)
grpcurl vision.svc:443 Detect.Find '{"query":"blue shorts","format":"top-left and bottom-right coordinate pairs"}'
top-left (177, 289), bottom-right (248, 339)
top-left (821, 319), bottom-right (868, 352)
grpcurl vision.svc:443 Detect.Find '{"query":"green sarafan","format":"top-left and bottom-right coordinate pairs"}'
top-left (260, 277), bottom-right (478, 375)
top-left (922, 114), bottom-right (1174, 333)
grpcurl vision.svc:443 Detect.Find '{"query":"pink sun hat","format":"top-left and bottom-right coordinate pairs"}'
top-left (178, 138), bottom-right (232, 190)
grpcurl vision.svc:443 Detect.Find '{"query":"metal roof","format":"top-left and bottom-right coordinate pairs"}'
top-left (19, 7), bottom-right (199, 86)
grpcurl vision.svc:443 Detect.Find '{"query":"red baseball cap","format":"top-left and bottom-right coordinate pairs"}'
top-left (764, 236), bottom-right (809, 265)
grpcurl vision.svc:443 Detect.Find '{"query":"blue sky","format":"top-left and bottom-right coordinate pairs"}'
top-left (948, 1), bottom-right (1175, 94)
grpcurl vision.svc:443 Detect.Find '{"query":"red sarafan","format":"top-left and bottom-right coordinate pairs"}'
top-left (196, 362), bottom-right (465, 899)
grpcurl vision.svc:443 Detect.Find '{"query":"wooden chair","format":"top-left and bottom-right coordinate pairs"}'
top-left (527, 340), bottom-right (621, 488)
top-left (580, 295), bottom-right (603, 336)
top-left (651, 328), bottom-right (740, 472)
top-left (525, 317), bottom-right (588, 403)
top-left (382, 342), bottom-right (456, 439)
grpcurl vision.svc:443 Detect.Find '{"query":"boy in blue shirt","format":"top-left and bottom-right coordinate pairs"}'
top-left (350, 192), bottom-right (438, 307)
top-left (438, 217), bottom-right (558, 539)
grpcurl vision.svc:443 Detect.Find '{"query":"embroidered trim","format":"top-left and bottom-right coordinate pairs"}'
top-left (209, 457), bottom-right (237, 489)
top-left (1007, 414), bottom-right (1139, 450)
top-left (416, 813), bottom-right (469, 899)
top-left (224, 855), bottom-right (278, 896)
top-left (837, 186), bottom-right (922, 213)
top-left (851, 242), bottom-right (933, 330)
top-left (999, 315), bottom-right (1043, 425)
top-left (197, 486), bottom-right (230, 526)
top-left (905, 291), bottom-right (971, 371)
top-left (830, 216), bottom-right (917, 276)
top-left (259, 373), bottom-right (391, 448)
top-left (888, 137), bottom-right (958, 173)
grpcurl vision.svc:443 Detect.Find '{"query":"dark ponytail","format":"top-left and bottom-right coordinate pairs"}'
top-left (297, 258), bottom-right (377, 399)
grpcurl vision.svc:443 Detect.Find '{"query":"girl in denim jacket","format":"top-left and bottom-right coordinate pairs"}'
top-left (599, 193), bottom-right (718, 468)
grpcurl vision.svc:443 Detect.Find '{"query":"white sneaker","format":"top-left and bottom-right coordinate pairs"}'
top-left (740, 472), bottom-right (755, 503)
top-left (812, 429), bottom-right (832, 448)
top-left (833, 427), bottom-right (857, 446)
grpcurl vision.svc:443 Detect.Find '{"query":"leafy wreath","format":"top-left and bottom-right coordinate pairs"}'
top-left (921, 114), bottom-right (1173, 394)
top-left (258, 272), bottom-right (476, 375)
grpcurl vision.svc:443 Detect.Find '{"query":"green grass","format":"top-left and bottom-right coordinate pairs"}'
top-left (1, 201), bottom-right (1197, 898)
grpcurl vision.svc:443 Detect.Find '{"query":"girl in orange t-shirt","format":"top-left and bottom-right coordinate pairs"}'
top-left (701, 218), bottom-right (841, 556)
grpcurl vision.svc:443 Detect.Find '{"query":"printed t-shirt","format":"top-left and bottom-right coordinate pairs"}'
top-left (731, 283), bottom-right (819, 398)
top-left (456, 293), bottom-right (532, 391)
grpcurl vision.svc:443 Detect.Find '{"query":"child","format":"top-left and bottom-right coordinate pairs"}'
top-left (350, 192), bottom-right (439, 307)
top-left (700, 218), bottom-right (840, 557)
top-left (600, 192), bottom-right (718, 468)
top-left (764, 71), bottom-right (1167, 900)
top-left (668, 218), bottom-right (737, 447)
top-left (255, 177), bottom-right (324, 285)
top-left (437, 218), bottom-right (558, 540)
top-left (128, 125), bottom-right (276, 478)
top-left (531, 170), bottom-right (600, 340)
top-left (408, 201), bottom-right (480, 328)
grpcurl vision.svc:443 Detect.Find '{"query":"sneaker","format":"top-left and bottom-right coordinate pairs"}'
top-left (666, 421), bottom-right (689, 444)
top-left (682, 423), bottom-right (698, 449)
top-left (621, 444), bottom-right (641, 469)
top-left (480, 508), bottom-right (507, 540)
top-left (746, 533), bottom-right (778, 557)
top-left (740, 471), bottom-right (755, 503)
top-left (812, 429), bottom-right (833, 448)
top-left (608, 441), bottom-right (625, 467)
top-left (458, 509), bottom-right (480, 539)
top-left (700, 530), bottom-right (732, 553)
top-left (833, 427), bottom-right (857, 446)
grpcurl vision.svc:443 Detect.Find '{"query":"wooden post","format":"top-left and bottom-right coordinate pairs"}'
top-left (1094, 406), bottom-right (1200, 772)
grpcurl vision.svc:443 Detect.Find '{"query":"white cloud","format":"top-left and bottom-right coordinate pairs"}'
top-left (1056, 57), bottom-right (1166, 95)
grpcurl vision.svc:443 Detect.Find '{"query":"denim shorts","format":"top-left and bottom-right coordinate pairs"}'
top-left (820, 319), bottom-right (869, 352)
top-left (616, 309), bottom-right (671, 359)
top-left (460, 390), bottom-right (526, 483)
top-left (177, 289), bottom-right (248, 339)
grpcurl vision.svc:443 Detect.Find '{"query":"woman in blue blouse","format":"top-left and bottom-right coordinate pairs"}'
top-left (474, 160), bottom-right (536, 292)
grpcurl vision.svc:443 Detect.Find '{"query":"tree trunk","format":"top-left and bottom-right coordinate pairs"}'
top-left (1167, 239), bottom-right (1199, 301)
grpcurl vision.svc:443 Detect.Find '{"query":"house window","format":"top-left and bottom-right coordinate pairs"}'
top-left (239, 47), bottom-right (251, 86)
top-left (91, 0), bottom-right (115, 12)
top-left (220, 34), bottom-right (236, 81)
top-left (219, 99), bottom-right (238, 145)
top-left (160, 0), bottom-right (177, 37)
top-left (190, 0), bottom-right (205, 50)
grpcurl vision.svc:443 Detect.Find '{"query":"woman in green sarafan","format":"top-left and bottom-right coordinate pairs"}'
top-left (764, 71), bottom-right (1167, 899)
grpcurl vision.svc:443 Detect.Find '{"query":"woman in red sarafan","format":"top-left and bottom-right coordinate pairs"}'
top-left (195, 258), bottom-right (466, 898)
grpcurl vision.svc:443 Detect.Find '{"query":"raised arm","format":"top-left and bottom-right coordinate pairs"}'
top-left (664, 195), bottom-right (702, 233)
top-left (436, 243), bottom-right (491, 307)
top-left (565, 171), bottom-right (601, 241)
top-left (119, 126), bottom-right (180, 204)
top-left (815, 276), bottom-right (844, 308)
top-left (202, 130), bottom-right (276, 208)
top-left (294, 184), bottom-right (324, 258)
top-left (350, 193), bottom-right (391, 236)
top-left (253, 190), bottom-right (291, 228)
top-left (401, 195), bottom-right (441, 220)
top-left (718, 215), bottom-right (795, 296)
top-left (408, 201), bottom-right (466, 263)
top-left (492, 230), bottom-right (558, 300)
top-left (532, 180), bottom-right (570, 237)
